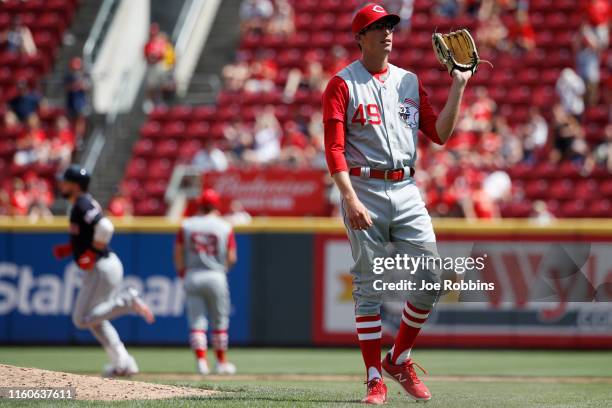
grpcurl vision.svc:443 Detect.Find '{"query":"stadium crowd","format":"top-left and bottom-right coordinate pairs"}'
top-left (1, 0), bottom-right (609, 220)
top-left (0, 58), bottom-right (86, 217)
top-left (190, 0), bottom-right (610, 219)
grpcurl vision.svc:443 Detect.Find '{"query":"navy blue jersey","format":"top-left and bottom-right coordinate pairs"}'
top-left (69, 194), bottom-right (107, 259)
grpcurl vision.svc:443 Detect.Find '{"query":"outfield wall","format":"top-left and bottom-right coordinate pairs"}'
top-left (1, 218), bottom-right (611, 348)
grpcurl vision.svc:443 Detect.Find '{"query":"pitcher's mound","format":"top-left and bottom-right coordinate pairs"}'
top-left (0, 364), bottom-right (217, 401)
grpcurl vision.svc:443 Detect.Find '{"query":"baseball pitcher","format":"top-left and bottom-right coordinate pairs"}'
top-left (174, 189), bottom-right (237, 375)
top-left (322, 3), bottom-right (477, 404)
top-left (53, 165), bottom-right (155, 377)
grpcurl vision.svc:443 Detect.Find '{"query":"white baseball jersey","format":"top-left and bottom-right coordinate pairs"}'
top-left (178, 215), bottom-right (235, 272)
top-left (336, 60), bottom-right (421, 169)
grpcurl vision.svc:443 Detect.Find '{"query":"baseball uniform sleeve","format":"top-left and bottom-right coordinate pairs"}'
top-left (418, 79), bottom-right (442, 145)
top-left (322, 76), bottom-right (349, 122)
top-left (227, 229), bottom-right (236, 250)
top-left (176, 226), bottom-right (184, 244)
top-left (78, 197), bottom-right (103, 226)
top-left (322, 76), bottom-right (349, 175)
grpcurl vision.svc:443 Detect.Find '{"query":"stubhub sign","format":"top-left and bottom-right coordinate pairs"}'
top-left (0, 231), bottom-right (251, 345)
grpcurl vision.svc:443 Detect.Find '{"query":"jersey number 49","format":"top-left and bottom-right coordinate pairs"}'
top-left (351, 104), bottom-right (381, 126)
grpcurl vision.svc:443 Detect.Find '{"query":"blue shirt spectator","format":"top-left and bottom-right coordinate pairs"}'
top-left (9, 81), bottom-right (41, 122)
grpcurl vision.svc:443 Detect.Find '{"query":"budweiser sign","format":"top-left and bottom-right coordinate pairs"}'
top-left (202, 168), bottom-right (328, 216)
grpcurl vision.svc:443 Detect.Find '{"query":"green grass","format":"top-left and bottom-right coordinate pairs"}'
top-left (1, 347), bottom-right (612, 407)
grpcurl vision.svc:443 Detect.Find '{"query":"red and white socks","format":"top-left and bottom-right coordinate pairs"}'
top-left (212, 329), bottom-right (229, 363)
top-left (388, 302), bottom-right (430, 364)
top-left (190, 329), bottom-right (207, 360)
top-left (356, 314), bottom-right (383, 381)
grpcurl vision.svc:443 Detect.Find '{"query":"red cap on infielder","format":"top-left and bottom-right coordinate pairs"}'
top-left (199, 188), bottom-right (221, 209)
top-left (352, 3), bottom-right (400, 35)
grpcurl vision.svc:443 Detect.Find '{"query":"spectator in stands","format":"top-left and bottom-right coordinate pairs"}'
top-left (8, 80), bottom-right (41, 122)
top-left (550, 104), bottom-right (589, 165)
top-left (3, 109), bottom-right (21, 131)
top-left (225, 200), bottom-right (252, 225)
top-left (426, 166), bottom-right (462, 217)
top-left (385, 0), bottom-right (414, 30)
top-left (222, 60), bottom-right (250, 92)
top-left (10, 178), bottom-right (30, 216)
top-left (108, 188), bottom-right (134, 218)
top-left (49, 116), bottom-right (75, 168)
top-left (143, 24), bottom-right (176, 111)
top-left (244, 53), bottom-right (277, 94)
top-left (64, 57), bottom-right (90, 142)
top-left (468, 87), bottom-right (496, 132)
top-left (267, 0), bottom-right (294, 37)
top-left (283, 55), bottom-right (327, 101)
top-left (556, 68), bottom-right (586, 119)
top-left (460, 170), bottom-right (502, 220)
top-left (574, 0), bottom-right (610, 107)
top-left (280, 120), bottom-right (309, 166)
top-left (192, 141), bottom-right (229, 172)
top-left (476, 13), bottom-right (508, 52)
top-left (306, 110), bottom-right (327, 169)
top-left (240, 0), bottom-right (274, 36)
top-left (522, 107), bottom-right (548, 162)
top-left (530, 200), bottom-right (555, 225)
top-left (25, 172), bottom-right (53, 220)
top-left (435, 0), bottom-right (463, 18)
top-left (593, 124), bottom-right (612, 173)
top-left (508, 9), bottom-right (536, 54)
top-left (244, 105), bottom-right (281, 164)
top-left (325, 46), bottom-right (350, 78)
top-left (14, 114), bottom-right (48, 167)
top-left (1, 16), bottom-right (37, 56)
top-left (223, 118), bottom-right (253, 163)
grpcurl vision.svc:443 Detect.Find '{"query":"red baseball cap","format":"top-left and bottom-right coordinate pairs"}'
top-left (352, 3), bottom-right (400, 35)
top-left (199, 188), bottom-right (221, 209)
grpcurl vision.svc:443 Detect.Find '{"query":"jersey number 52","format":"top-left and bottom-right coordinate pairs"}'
top-left (351, 104), bottom-right (381, 126)
top-left (190, 233), bottom-right (219, 256)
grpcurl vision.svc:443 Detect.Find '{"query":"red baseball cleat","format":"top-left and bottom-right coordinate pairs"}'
top-left (361, 377), bottom-right (387, 405)
top-left (382, 355), bottom-right (431, 401)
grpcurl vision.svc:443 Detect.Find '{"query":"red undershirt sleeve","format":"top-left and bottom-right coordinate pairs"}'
top-left (322, 76), bottom-right (350, 175)
top-left (418, 79), bottom-right (442, 145)
top-left (227, 229), bottom-right (236, 251)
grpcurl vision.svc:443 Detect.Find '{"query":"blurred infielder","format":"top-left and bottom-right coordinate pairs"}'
top-left (53, 165), bottom-right (155, 377)
top-left (174, 189), bottom-right (237, 375)
top-left (322, 4), bottom-right (473, 404)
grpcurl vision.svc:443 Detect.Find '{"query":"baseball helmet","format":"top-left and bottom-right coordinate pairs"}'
top-left (59, 164), bottom-right (91, 191)
top-left (199, 188), bottom-right (221, 209)
top-left (352, 3), bottom-right (400, 35)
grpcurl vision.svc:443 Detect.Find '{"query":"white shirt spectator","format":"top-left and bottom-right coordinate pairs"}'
top-left (253, 126), bottom-right (280, 163)
top-left (192, 146), bottom-right (229, 172)
top-left (483, 171), bottom-right (511, 201)
top-left (525, 109), bottom-right (549, 148)
top-left (240, 0), bottom-right (274, 21)
top-left (556, 68), bottom-right (586, 116)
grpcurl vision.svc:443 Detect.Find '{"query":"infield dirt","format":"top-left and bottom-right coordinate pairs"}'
top-left (0, 364), bottom-right (217, 401)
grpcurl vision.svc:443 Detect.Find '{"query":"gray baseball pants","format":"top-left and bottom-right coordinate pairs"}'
top-left (341, 176), bottom-right (441, 315)
top-left (184, 270), bottom-right (230, 331)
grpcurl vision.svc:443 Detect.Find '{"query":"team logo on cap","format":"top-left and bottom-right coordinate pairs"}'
top-left (372, 5), bottom-right (385, 12)
top-left (399, 98), bottom-right (419, 129)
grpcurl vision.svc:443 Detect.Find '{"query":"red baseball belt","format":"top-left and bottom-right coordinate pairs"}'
top-left (349, 167), bottom-right (415, 181)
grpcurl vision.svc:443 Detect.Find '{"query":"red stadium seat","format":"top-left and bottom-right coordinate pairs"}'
top-left (587, 200), bottom-right (612, 218)
top-left (559, 200), bottom-right (587, 218)
top-left (125, 158), bottom-right (148, 180)
top-left (132, 139), bottom-right (154, 158)
top-left (154, 139), bottom-right (179, 159)
top-left (140, 121), bottom-right (162, 139)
